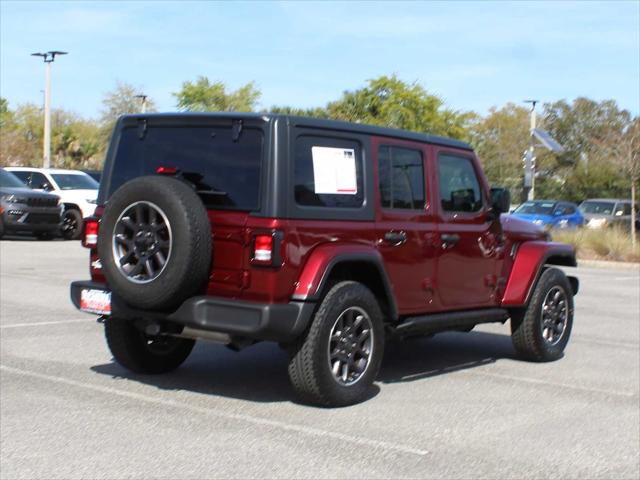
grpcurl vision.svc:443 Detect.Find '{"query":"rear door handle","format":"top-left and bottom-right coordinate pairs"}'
top-left (383, 231), bottom-right (407, 246)
top-left (441, 233), bottom-right (460, 248)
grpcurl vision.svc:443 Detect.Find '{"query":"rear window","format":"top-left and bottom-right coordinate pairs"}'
top-left (108, 126), bottom-right (263, 211)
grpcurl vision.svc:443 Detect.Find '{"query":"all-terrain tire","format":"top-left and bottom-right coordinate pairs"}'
top-left (288, 281), bottom-right (385, 407)
top-left (104, 317), bottom-right (195, 374)
top-left (98, 175), bottom-right (212, 311)
top-left (511, 267), bottom-right (574, 362)
top-left (61, 208), bottom-right (83, 240)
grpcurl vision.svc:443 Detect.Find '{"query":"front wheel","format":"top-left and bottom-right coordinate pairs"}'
top-left (104, 317), bottom-right (195, 374)
top-left (61, 209), bottom-right (83, 240)
top-left (510, 267), bottom-right (574, 362)
top-left (288, 281), bottom-right (385, 407)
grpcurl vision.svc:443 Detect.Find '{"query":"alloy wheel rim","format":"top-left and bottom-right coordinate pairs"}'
top-left (62, 211), bottom-right (77, 234)
top-left (327, 306), bottom-right (374, 386)
top-left (541, 286), bottom-right (569, 346)
top-left (112, 201), bottom-right (172, 284)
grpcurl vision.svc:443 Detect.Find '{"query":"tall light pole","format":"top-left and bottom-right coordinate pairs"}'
top-left (523, 99), bottom-right (538, 201)
top-left (31, 51), bottom-right (68, 168)
top-left (134, 94), bottom-right (148, 113)
top-left (521, 100), bottom-right (564, 203)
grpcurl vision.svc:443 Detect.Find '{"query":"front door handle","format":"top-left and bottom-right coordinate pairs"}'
top-left (383, 231), bottom-right (407, 246)
top-left (441, 233), bottom-right (460, 248)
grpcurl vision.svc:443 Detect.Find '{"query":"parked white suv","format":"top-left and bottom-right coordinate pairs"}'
top-left (6, 167), bottom-right (98, 239)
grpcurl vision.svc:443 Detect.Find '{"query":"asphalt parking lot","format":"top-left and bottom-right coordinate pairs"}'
top-left (1, 238), bottom-right (638, 479)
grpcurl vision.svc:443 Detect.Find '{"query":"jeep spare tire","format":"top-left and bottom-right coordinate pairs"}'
top-left (98, 175), bottom-right (212, 311)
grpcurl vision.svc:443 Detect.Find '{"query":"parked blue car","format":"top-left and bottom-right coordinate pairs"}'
top-left (511, 200), bottom-right (584, 229)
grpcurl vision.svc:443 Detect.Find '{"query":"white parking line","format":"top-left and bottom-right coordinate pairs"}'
top-left (572, 336), bottom-right (639, 350)
top-left (471, 370), bottom-right (637, 398)
top-left (0, 364), bottom-right (429, 457)
top-left (0, 319), bottom-right (95, 329)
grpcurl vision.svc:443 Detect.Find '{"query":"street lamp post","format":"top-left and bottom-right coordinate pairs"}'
top-left (523, 99), bottom-right (538, 201)
top-left (522, 100), bottom-right (564, 202)
top-left (31, 51), bottom-right (67, 168)
top-left (134, 94), bottom-right (148, 113)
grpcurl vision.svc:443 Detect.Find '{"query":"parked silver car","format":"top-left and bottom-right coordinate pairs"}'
top-left (0, 168), bottom-right (63, 239)
top-left (579, 198), bottom-right (639, 230)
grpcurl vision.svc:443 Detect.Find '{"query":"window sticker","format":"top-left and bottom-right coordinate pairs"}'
top-left (311, 146), bottom-right (357, 195)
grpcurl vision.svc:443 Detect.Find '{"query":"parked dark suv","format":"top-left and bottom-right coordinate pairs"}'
top-left (0, 168), bottom-right (62, 239)
top-left (71, 113), bottom-right (578, 406)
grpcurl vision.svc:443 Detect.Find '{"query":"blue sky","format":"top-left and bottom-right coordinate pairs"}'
top-left (1, 1), bottom-right (638, 119)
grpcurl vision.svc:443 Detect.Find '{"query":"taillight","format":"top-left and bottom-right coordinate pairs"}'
top-left (82, 218), bottom-right (99, 248)
top-left (252, 234), bottom-right (273, 264)
top-left (250, 231), bottom-right (283, 266)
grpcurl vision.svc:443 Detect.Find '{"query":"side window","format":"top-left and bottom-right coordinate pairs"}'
top-left (565, 205), bottom-right (576, 215)
top-left (437, 154), bottom-right (483, 213)
top-left (378, 145), bottom-right (425, 210)
top-left (554, 204), bottom-right (569, 215)
top-left (294, 136), bottom-right (364, 208)
top-left (30, 172), bottom-right (53, 191)
top-left (615, 203), bottom-right (631, 216)
top-left (11, 171), bottom-right (31, 186)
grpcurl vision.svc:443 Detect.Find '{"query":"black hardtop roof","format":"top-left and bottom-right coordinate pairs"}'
top-left (121, 112), bottom-right (473, 151)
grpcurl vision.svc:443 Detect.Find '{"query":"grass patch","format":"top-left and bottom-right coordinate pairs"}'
top-left (551, 227), bottom-right (640, 263)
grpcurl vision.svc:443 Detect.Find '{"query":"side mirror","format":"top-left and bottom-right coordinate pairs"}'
top-left (554, 210), bottom-right (562, 216)
top-left (490, 187), bottom-right (511, 214)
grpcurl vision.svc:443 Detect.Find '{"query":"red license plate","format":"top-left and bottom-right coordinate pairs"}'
top-left (80, 289), bottom-right (111, 315)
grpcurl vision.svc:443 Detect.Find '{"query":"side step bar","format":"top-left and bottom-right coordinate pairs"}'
top-left (394, 308), bottom-right (510, 336)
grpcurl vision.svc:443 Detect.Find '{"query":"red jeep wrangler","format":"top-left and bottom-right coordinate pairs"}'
top-left (71, 113), bottom-right (578, 406)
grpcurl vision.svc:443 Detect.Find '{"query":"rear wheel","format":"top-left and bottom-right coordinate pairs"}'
top-left (511, 268), bottom-right (574, 361)
top-left (61, 208), bottom-right (82, 240)
top-left (288, 281), bottom-right (385, 407)
top-left (104, 317), bottom-right (195, 374)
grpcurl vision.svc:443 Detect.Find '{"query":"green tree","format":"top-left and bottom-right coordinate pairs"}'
top-left (598, 117), bottom-right (640, 244)
top-left (542, 98), bottom-right (631, 168)
top-left (51, 110), bottom-right (102, 169)
top-left (324, 75), bottom-right (473, 140)
top-left (100, 81), bottom-right (156, 125)
top-left (468, 103), bottom-right (530, 198)
top-left (99, 81), bottom-right (156, 151)
top-left (173, 77), bottom-right (261, 112)
top-left (267, 105), bottom-right (330, 118)
top-left (535, 98), bottom-right (632, 201)
top-left (0, 103), bottom-right (42, 167)
top-left (0, 97), bottom-right (12, 128)
top-left (0, 101), bottom-right (103, 169)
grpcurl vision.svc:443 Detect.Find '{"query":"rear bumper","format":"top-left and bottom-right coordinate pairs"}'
top-left (70, 280), bottom-right (315, 342)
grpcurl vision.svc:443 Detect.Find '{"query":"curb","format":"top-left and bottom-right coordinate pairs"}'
top-left (577, 259), bottom-right (640, 270)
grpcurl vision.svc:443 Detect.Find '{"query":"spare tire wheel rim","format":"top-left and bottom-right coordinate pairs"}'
top-left (112, 201), bottom-right (172, 284)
